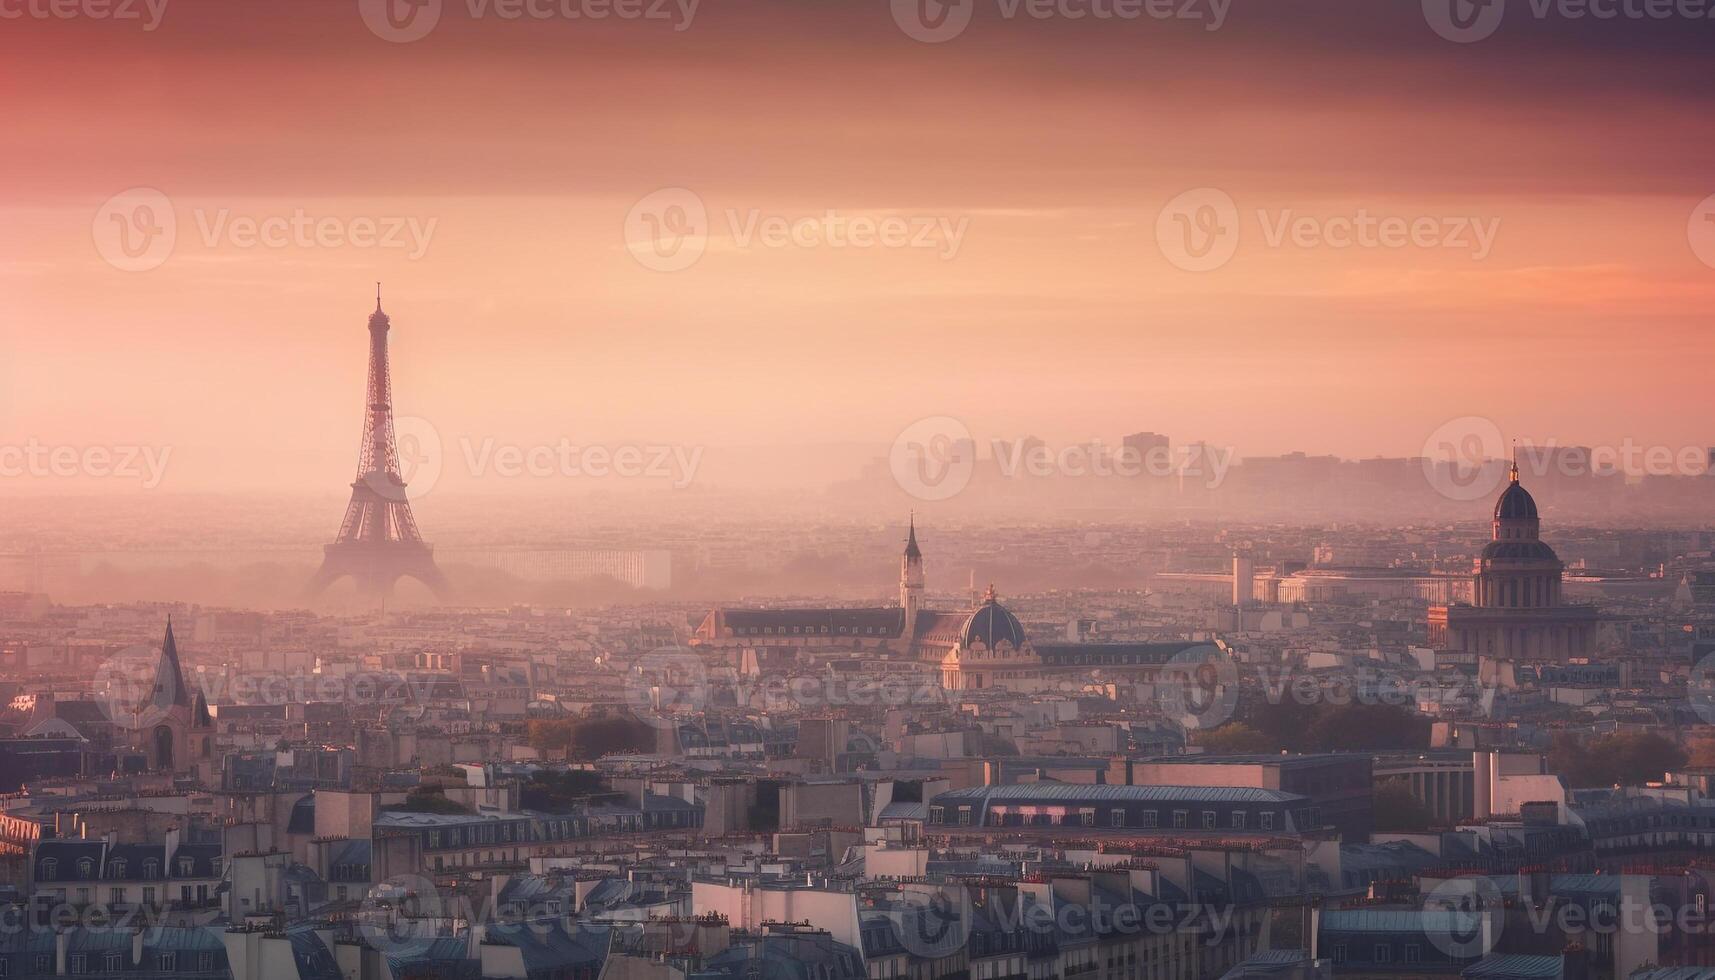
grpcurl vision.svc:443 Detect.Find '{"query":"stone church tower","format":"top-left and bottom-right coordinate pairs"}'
top-left (140, 619), bottom-right (214, 773)
top-left (901, 514), bottom-right (925, 641)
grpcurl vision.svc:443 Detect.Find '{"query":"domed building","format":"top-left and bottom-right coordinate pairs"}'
top-left (691, 517), bottom-right (1215, 697)
top-left (934, 586), bottom-right (1041, 691)
top-left (1428, 461), bottom-right (1599, 661)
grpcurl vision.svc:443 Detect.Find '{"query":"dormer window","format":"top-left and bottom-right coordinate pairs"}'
top-left (178, 857), bottom-right (194, 876)
top-left (143, 859), bottom-right (159, 879)
top-left (109, 859), bottom-right (126, 879)
top-left (77, 858), bottom-right (94, 878)
top-left (39, 858), bottom-right (56, 880)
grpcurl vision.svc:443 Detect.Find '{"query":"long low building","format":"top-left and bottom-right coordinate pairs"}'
top-left (923, 783), bottom-right (1319, 835)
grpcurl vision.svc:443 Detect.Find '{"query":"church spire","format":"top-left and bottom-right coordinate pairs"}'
top-left (904, 511), bottom-right (922, 561)
top-left (151, 617), bottom-right (190, 711)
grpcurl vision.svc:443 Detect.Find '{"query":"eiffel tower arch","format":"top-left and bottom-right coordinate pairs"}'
top-left (307, 287), bottom-right (450, 604)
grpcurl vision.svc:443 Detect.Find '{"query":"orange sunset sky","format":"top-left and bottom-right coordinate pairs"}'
top-left (1, 0), bottom-right (1712, 494)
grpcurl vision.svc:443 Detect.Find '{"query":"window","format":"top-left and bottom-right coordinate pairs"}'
top-left (77, 858), bottom-right (94, 878)
top-left (110, 859), bottom-right (126, 879)
top-left (1110, 809), bottom-right (1125, 828)
top-left (1231, 811), bottom-right (1245, 830)
top-left (1404, 945), bottom-right (1421, 964)
top-left (1332, 945), bottom-right (1346, 965)
top-left (110, 888), bottom-right (124, 904)
top-left (1260, 812), bottom-right (1274, 831)
top-left (69, 955), bottom-right (86, 974)
top-left (1172, 810), bottom-right (1188, 829)
top-left (1139, 810), bottom-right (1158, 829)
top-left (158, 952), bottom-right (177, 971)
top-left (200, 953), bottom-right (215, 971)
top-left (958, 807), bottom-right (972, 826)
top-left (1202, 811), bottom-right (1216, 830)
top-left (143, 887), bottom-right (156, 905)
top-left (143, 859), bottom-right (158, 879)
top-left (105, 953), bottom-right (123, 971)
top-left (39, 858), bottom-right (56, 881)
top-left (1374, 945), bottom-right (1392, 964)
top-left (178, 857), bottom-right (194, 876)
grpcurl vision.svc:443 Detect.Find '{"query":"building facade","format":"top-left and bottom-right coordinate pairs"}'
top-left (1428, 464), bottom-right (1599, 661)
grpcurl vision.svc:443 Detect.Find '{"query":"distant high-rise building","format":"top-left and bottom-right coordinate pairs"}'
top-left (1232, 555), bottom-right (1254, 607)
top-left (1122, 431), bottom-right (1169, 473)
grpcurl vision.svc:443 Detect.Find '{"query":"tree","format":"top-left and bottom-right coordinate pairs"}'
top-left (1193, 722), bottom-right (1274, 753)
top-left (1549, 732), bottom-right (1686, 788)
top-left (1233, 699), bottom-right (1429, 753)
top-left (1304, 703), bottom-right (1430, 752)
top-left (528, 717), bottom-right (656, 760)
top-left (1239, 699), bottom-right (1319, 752)
top-left (1373, 778), bottom-right (1434, 832)
top-left (391, 786), bottom-right (471, 815)
top-left (527, 719), bottom-right (577, 755)
top-left (520, 770), bottom-right (609, 812)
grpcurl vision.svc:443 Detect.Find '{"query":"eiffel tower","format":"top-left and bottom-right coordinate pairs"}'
top-left (306, 287), bottom-right (450, 603)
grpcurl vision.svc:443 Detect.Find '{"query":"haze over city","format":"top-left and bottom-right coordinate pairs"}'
top-left (2, 7), bottom-right (1715, 980)
top-left (4, 0), bottom-right (1715, 504)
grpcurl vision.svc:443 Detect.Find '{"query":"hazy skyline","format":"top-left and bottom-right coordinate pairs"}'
top-left (3, 0), bottom-right (1713, 496)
